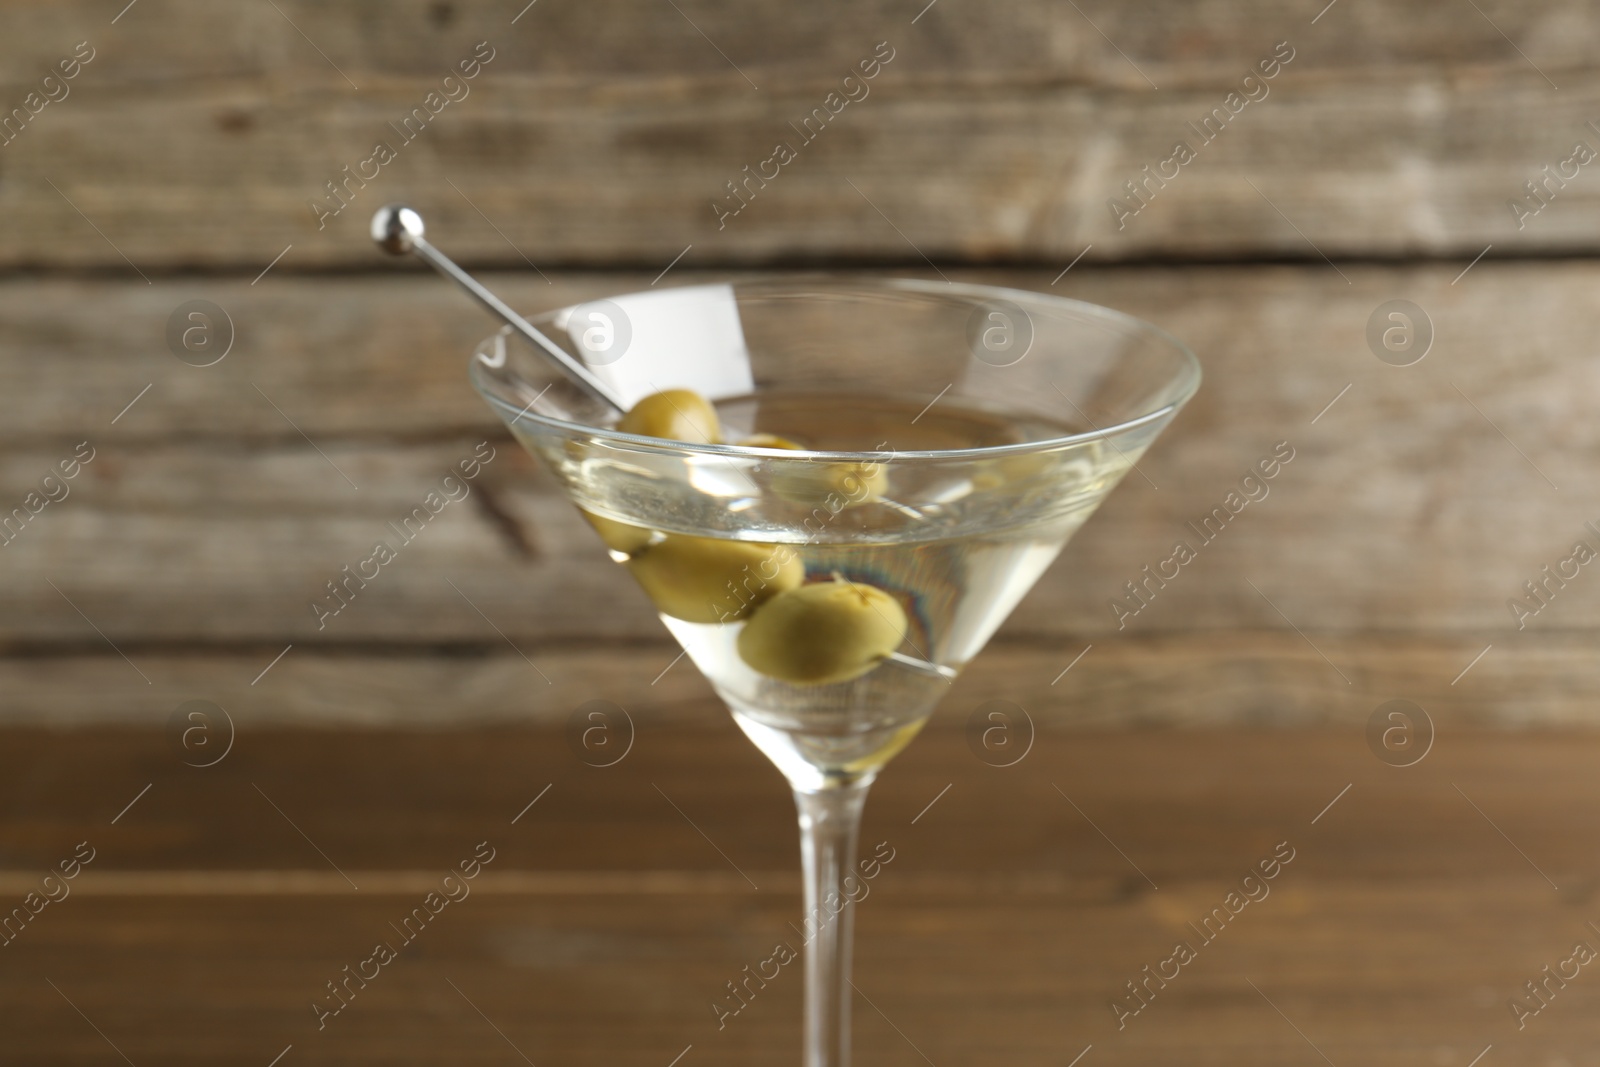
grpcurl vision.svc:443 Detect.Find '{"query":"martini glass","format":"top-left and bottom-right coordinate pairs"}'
top-left (469, 277), bottom-right (1199, 1067)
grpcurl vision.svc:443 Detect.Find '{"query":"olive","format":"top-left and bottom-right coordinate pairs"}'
top-left (628, 534), bottom-right (803, 624)
top-left (971, 452), bottom-right (1047, 492)
top-left (748, 432), bottom-right (887, 505)
top-left (972, 442), bottom-right (1100, 492)
top-left (771, 459), bottom-right (888, 507)
top-left (617, 389), bottom-right (722, 444)
top-left (579, 509), bottom-right (655, 554)
top-left (839, 719), bottom-right (927, 773)
top-left (736, 579), bottom-right (907, 685)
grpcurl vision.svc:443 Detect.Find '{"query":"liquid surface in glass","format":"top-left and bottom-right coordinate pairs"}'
top-left (515, 390), bottom-right (1131, 788)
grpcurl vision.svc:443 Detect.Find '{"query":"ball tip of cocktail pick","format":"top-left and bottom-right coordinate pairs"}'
top-left (371, 204), bottom-right (424, 254)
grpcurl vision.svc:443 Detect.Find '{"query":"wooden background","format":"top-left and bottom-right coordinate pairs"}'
top-left (5, 1), bottom-right (1600, 1063)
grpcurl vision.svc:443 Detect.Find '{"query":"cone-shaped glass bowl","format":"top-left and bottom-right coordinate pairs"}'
top-left (471, 276), bottom-right (1199, 1067)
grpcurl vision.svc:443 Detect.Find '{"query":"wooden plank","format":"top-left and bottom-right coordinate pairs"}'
top-left (0, 274), bottom-right (574, 447)
top-left (6, 0), bottom-right (1596, 91)
top-left (2, 725), bottom-right (1597, 887)
top-left (0, 704), bottom-right (1583, 926)
top-left (2, 728), bottom-right (1599, 1062)
top-left (0, 63), bottom-right (1595, 266)
top-left (0, 637), bottom-right (1586, 729)
top-left (2, 263), bottom-right (1596, 639)
top-left (6, 882), bottom-right (1598, 1066)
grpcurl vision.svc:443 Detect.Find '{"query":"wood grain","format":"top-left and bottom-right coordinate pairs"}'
top-left (1, 263), bottom-right (1595, 645)
top-left (0, 635), bottom-right (1586, 729)
top-left (2, 727), bottom-right (1598, 1064)
top-left (15, 715), bottom-right (1590, 881)
top-left (0, 0), bottom-right (1595, 267)
top-left (8, 0), bottom-right (1597, 90)
top-left (2, 5), bottom-right (1593, 1057)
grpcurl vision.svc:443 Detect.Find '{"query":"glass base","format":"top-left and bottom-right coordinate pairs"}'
top-left (733, 709), bottom-right (925, 792)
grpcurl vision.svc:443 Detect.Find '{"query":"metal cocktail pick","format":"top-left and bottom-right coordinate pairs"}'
top-left (378, 203), bottom-right (956, 686)
top-left (370, 204), bottom-right (628, 413)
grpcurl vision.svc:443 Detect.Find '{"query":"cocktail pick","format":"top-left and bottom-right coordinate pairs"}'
top-left (370, 204), bottom-right (628, 413)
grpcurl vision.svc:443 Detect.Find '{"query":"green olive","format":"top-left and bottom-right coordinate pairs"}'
top-left (973, 441), bottom-right (1105, 492)
top-left (627, 534), bottom-right (802, 623)
top-left (771, 460), bottom-right (888, 507)
top-left (972, 453), bottom-right (1046, 492)
top-left (739, 433), bottom-right (886, 505)
top-left (579, 509), bottom-right (655, 554)
top-left (737, 579), bottom-right (907, 685)
top-left (617, 389), bottom-right (722, 444)
top-left (841, 719), bottom-right (927, 773)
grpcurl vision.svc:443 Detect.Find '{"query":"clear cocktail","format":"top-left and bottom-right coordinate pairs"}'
top-left (472, 278), bottom-right (1199, 1067)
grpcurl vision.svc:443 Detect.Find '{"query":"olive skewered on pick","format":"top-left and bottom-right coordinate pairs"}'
top-left (581, 510), bottom-right (655, 554)
top-left (616, 388), bottom-right (722, 444)
top-left (595, 388), bottom-right (914, 684)
top-left (737, 578), bottom-right (909, 685)
top-left (629, 535), bottom-right (802, 624)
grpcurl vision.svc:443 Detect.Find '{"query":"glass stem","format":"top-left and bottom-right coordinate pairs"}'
top-left (794, 781), bottom-right (871, 1067)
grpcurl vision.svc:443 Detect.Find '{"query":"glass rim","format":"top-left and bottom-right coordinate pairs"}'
top-left (469, 275), bottom-right (1202, 463)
